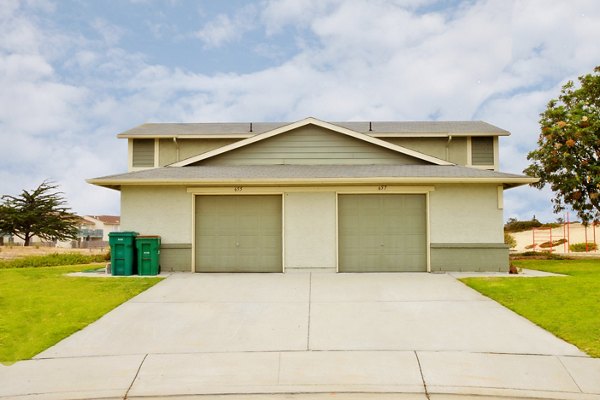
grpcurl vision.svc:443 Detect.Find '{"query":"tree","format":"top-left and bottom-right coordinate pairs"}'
top-left (0, 181), bottom-right (80, 246)
top-left (524, 66), bottom-right (600, 224)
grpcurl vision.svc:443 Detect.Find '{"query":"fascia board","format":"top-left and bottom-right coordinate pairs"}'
top-left (87, 176), bottom-right (539, 187)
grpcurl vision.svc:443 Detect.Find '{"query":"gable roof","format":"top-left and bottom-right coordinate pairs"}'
top-left (170, 117), bottom-right (454, 167)
top-left (118, 120), bottom-right (509, 139)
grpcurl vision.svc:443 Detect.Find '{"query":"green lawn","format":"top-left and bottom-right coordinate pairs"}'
top-left (462, 258), bottom-right (600, 357)
top-left (0, 264), bottom-right (162, 364)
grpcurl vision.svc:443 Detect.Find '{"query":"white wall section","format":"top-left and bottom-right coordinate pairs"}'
top-left (284, 192), bottom-right (337, 270)
top-left (121, 186), bottom-right (192, 243)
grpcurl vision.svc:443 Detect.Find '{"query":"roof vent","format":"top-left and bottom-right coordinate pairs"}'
top-left (369, 121), bottom-right (373, 132)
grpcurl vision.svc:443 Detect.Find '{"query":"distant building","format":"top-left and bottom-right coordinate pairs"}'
top-left (82, 215), bottom-right (121, 242)
top-left (4, 215), bottom-right (120, 248)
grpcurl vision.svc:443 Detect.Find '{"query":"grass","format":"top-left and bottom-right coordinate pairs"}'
top-left (0, 252), bottom-right (109, 269)
top-left (462, 258), bottom-right (600, 357)
top-left (0, 264), bottom-right (162, 364)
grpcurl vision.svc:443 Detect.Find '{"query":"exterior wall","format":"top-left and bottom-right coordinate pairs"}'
top-left (429, 184), bottom-right (507, 272)
top-left (159, 138), bottom-right (239, 166)
top-left (384, 137), bottom-right (468, 165)
top-left (119, 183), bottom-right (507, 273)
top-left (121, 186), bottom-right (193, 272)
top-left (199, 125), bottom-right (428, 166)
top-left (283, 192), bottom-right (337, 272)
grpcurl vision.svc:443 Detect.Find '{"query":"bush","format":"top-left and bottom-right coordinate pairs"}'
top-left (504, 219), bottom-right (542, 233)
top-left (539, 238), bottom-right (568, 248)
top-left (504, 232), bottom-right (517, 248)
top-left (569, 242), bottom-right (598, 252)
top-left (512, 251), bottom-right (570, 260)
top-left (0, 253), bottom-right (109, 269)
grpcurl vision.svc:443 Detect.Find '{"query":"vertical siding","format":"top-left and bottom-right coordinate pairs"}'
top-left (198, 126), bottom-right (428, 166)
top-left (471, 137), bottom-right (494, 165)
top-left (132, 139), bottom-right (155, 167)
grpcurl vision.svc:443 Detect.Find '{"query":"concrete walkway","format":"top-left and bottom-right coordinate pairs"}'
top-left (1, 272), bottom-right (599, 400)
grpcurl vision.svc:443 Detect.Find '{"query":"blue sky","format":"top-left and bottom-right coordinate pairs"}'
top-left (1, 0), bottom-right (599, 222)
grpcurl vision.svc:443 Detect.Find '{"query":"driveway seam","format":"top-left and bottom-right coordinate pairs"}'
top-left (414, 351), bottom-right (430, 400)
top-left (124, 353), bottom-right (147, 399)
top-left (557, 355), bottom-right (584, 393)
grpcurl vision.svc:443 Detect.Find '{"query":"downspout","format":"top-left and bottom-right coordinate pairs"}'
top-left (173, 137), bottom-right (180, 162)
top-left (445, 135), bottom-right (453, 161)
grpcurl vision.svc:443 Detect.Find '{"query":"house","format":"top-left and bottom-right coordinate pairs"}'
top-left (82, 215), bottom-right (121, 242)
top-left (88, 117), bottom-right (536, 273)
top-left (54, 215), bottom-right (119, 248)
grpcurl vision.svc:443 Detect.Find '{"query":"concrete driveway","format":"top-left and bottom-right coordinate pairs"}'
top-left (3, 272), bottom-right (600, 400)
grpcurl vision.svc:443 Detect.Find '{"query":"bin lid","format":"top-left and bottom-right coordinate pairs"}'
top-left (136, 235), bottom-right (161, 238)
top-left (108, 231), bottom-right (139, 237)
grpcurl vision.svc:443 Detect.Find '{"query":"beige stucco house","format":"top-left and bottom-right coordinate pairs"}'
top-left (88, 117), bottom-right (536, 273)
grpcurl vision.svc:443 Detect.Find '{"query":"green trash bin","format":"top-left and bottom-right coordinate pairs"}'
top-left (109, 232), bottom-right (138, 276)
top-left (135, 235), bottom-right (161, 276)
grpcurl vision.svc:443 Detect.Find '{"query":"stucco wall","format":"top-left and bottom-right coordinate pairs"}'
top-left (429, 184), bottom-right (503, 244)
top-left (121, 186), bottom-right (192, 244)
top-left (283, 192), bottom-right (337, 271)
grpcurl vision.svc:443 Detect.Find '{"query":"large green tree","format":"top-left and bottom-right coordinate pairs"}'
top-left (0, 182), bottom-right (80, 246)
top-left (525, 66), bottom-right (600, 223)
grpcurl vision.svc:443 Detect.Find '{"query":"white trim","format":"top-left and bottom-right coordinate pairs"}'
top-left (467, 136), bottom-right (473, 166)
top-left (154, 139), bottom-right (159, 167)
top-left (335, 193), bottom-right (339, 273)
top-left (493, 136), bottom-right (500, 171)
top-left (281, 195), bottom-right (285, 273)
top-left (426, 191), bottom-right (431, 272)
top-left (187, 185), bottom-right (435, 194)
top-left (170, 117), bottom-right (454, 167)
top-left (497, 186), bottom-right (504, 209)
top-left (127, 139), bottom-right (133, 171)
top-left (191, 194), bottom-right (196, 273)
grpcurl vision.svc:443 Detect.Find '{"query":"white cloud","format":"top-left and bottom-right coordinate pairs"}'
top-left (92, 18), bottom-right (125, 46)
top-left (194, 5), bottom-right (257, 48)
top-left (1, 0), bottom-right (600, 223)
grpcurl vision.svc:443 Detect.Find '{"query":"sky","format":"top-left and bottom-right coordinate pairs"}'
top-left (1, 0), bottom-right (599, 222)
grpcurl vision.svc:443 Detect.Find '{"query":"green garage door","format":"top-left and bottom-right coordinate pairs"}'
top-left (195, 195), bottom-right (282, 272)
top-left (338, 194), bottom-right (427, 272)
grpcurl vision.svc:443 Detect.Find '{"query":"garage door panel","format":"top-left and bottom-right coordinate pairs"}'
top-left (338, 194), bottom-right (427, 272)
top-left (195, 195), bottom-right (282, 273)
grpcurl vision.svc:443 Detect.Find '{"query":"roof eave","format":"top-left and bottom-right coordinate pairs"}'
top-left (87, 176), bottom-right (538, 188)
top-left (117, 134), bottom-right (254, 139)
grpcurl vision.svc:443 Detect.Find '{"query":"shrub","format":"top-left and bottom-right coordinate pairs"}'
top-left (539, 238), bottom-right (568, 248)
top-left (0, 253), bottom-right (108, 269)
top-left (512, 251), bottom-right (570, 260)
top-left (504, 218), bottom-right (542, 232)
top-left (569, 242), bottom-right (598, 252)
top-left (504, 232), bottom-right (517, 248)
